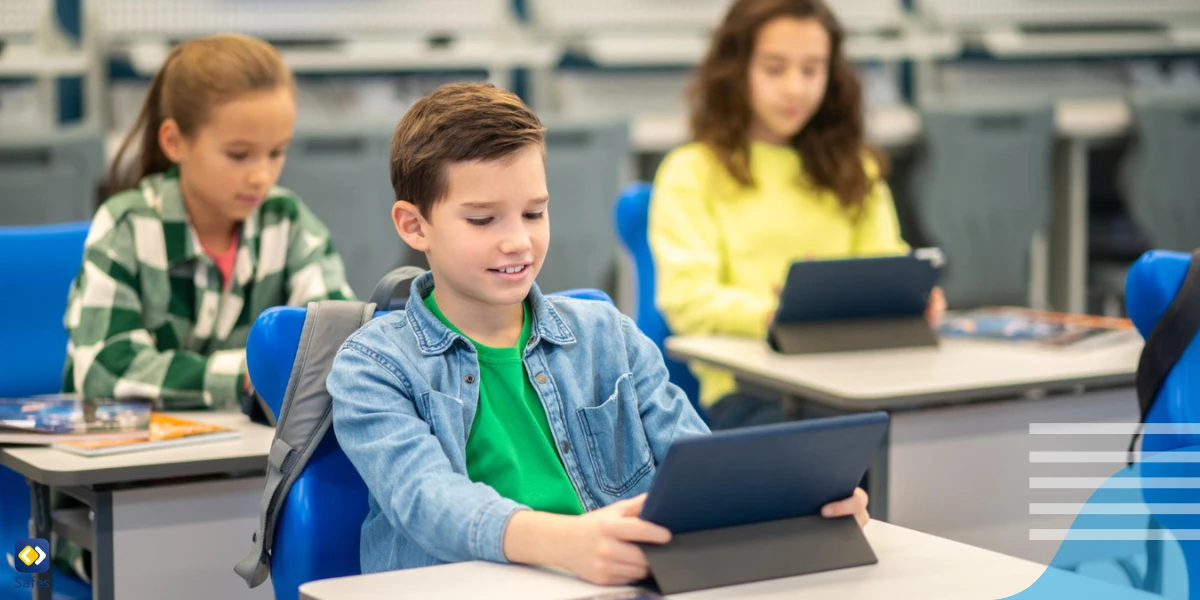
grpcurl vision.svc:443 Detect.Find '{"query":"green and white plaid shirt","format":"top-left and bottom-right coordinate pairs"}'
top-left (63, 170), bottom-right (354, 410)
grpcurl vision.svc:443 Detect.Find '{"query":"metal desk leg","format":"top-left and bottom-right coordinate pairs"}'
top-left (30, 481), bottom-right (52, 600)
top-left (49, 485), bottom-right (115, 600)
top-left (90, 490), bottom-right (114, 600)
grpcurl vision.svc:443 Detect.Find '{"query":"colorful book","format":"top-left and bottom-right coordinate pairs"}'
top-left (54, 413), bottom-right (241, 457)
top-left (938, 307), bottom-right (1139, 349)
top-left (0, 395), bottom-right (152, 444)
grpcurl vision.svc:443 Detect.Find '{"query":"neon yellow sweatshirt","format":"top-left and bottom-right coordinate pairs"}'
top-left (648, 141), bottom-right (909, 407)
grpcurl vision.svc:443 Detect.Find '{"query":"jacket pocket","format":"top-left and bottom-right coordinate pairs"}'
top-left (576, 373), bottom-right (654, 495)
top-left (420, 390), bottom-right (468, 447)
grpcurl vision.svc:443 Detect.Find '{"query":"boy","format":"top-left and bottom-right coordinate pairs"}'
top-left (327, 82), bottom-right (869, 585)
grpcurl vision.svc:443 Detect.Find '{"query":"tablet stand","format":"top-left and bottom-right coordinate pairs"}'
top-left (768, 315), bottom-right (938, 354)
top-left (641, 515), bottom-right (876, 594)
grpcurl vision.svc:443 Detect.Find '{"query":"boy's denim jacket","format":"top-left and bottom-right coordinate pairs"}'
top-left (328, 272), bottom-right (710, 574)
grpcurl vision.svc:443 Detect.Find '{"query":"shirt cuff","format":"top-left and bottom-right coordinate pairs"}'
top-left (470, 499), bottom-right (528, 564)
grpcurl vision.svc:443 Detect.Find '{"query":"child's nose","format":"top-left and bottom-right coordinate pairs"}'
top-left (499, 228), bottom-right (532, 254)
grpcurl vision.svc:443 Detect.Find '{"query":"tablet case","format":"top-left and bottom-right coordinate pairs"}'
top-left (638, 412), bottom-right (888, 594)
top-left (768, 252), bottom-right (943, 355)
top-left (643, 515), bottom-right (874, 594)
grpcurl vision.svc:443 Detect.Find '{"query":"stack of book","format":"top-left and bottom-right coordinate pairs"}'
top-left (0, 395), bottom-right (152, 444)
top-left (1, 395), bottom-right (242, 456)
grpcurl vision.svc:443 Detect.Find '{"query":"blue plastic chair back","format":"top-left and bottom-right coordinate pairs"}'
top-left (1128, 250), bottom-right (1200, 455)
top-left (614, 182), bottom-right (703, 416)
top-left (0, 222), bottom-right (90, 396)
top-left (246, 306), bottom-right (366, 600)
top-left (245, 288), bottom-right (615, 599)
top-left (0, 222), bottom-right (92, 600)
top-left (1126, 249), bottom-right (1200, 590)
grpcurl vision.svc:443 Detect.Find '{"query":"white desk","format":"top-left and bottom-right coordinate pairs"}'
top-left (667, 336), bottom-right (1140, 410)
top-left (0, 412), bottom-right (274, 600)
top-left (666, 336), bottom-right (1143, 565)
top-left (298, 520), bottom-right (1151, 599)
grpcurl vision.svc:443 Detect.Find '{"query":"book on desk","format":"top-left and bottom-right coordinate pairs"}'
top-left (939, 307), bottom-right (1139, 349)
top-left (0, 395), bottom-right (152, 444)
top-left (53, 413), bottom-right (241, 457)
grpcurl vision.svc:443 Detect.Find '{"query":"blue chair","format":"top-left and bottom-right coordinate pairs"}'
top-left (613, 182), bottom-right (703, 419)
top-left (245, 288), bottom-right (615, 600)
top-left (0, 222), bottom-right (93, 600)
top-left (1126, 249), bottom-right (1200, 593)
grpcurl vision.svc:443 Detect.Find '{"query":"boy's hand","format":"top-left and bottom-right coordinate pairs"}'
top-left (821, 487), bottom-right (870, 528)
top-left (559, 494), bottom-right (671, 586)
top-left (926, 286), bottom-right (946, 327)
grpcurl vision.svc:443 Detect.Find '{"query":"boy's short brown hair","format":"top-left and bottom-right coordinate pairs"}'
top-left (389, 82), bottom-right (545, 218)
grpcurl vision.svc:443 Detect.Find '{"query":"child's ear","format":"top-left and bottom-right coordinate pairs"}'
top-left (392, 200), bottom-right (429, 252)
top-left (158, 118), bottom-right (186, 163)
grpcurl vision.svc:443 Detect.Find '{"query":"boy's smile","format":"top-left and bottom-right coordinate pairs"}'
top-left (489, 262), bottom-right (533, 281)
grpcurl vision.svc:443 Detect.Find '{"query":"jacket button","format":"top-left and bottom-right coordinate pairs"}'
top-left (464, 374), bottom-right (475, 384)
top-left (535, 373), bottom-right (548, 384)
top-left (560, 440), bottom-right (570, 454)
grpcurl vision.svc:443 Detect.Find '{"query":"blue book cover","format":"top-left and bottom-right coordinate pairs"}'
top-left (0, 395), bottom-right (152, 444)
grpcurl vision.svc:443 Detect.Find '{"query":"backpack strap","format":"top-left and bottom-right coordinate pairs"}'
top-left (1136, 249), bottom-right (1200, 422)
top-left (235, 300), bottom-right (376, 588)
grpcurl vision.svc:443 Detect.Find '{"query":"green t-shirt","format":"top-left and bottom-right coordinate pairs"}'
top-left (424, 292), bottom-right (585, 515)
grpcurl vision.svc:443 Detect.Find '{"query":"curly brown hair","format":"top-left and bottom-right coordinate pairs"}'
top-left (687, 0), bottom-right (886, 212)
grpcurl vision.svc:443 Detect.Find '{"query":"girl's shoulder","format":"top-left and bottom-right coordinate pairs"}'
top-left (95, 175), bottom-right (170, 225)
top-left (660, 141), bottom-right (722, 172)
top-left (655, 142), bottom-right (731, 189)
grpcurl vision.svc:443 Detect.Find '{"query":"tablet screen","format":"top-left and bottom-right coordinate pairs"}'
top-left (639, 412), bottom-right (888, 534)
top-left (774, 251), bottom-right (943, 323)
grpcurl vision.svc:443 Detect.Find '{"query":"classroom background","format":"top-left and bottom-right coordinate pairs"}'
top-left (3, 0), bottom-right (1198, 311)
top-left (1, 0), bottom-right (1199, 599)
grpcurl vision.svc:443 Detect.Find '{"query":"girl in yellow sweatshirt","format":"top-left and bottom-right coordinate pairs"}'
top-left (648, 0), bottom-right (944, 429)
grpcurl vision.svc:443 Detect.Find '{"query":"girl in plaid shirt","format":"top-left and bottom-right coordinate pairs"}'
top-left (63, 34), bottom-right (353, 411)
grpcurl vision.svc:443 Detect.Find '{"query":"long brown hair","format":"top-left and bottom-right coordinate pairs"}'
top-left (687, 0), bottom-right (885, 212)
top-left (107, 34), bottom-right (295, 195)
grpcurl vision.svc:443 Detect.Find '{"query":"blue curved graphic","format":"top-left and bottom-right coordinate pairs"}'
top-left (1008, 443), bottom-right (1200, 599)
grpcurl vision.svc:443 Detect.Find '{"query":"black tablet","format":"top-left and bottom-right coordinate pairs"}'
top-left (639, 412), bottom-right (889, 534)
top-left (775, 250), bottom-right (944, 324)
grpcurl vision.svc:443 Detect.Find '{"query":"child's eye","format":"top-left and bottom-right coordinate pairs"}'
top-left (270, 149), bottom-right (287, 159)
top-left (226, 152), bottom-right (249, 161)
top-left (523, 211), bottom-right (545, 221)
top-left (466, 217), bottom-right (493, 226)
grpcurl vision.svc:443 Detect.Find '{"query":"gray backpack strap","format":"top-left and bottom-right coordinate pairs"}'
top-left (235, 300), bottom-right (376, 588)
